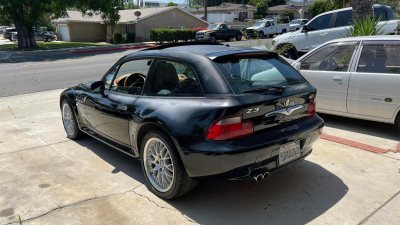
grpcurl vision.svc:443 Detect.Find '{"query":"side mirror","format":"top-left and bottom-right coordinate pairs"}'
top-left (90, 81), bottom-right (106, 97)
top-left (301, 25), bottom-right (309, 33)
top-left (293, 62), bottom-right (301, 71)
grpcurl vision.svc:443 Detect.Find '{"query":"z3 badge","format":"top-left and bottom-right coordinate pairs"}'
top-left (246, 107), bottom-right (259, 114)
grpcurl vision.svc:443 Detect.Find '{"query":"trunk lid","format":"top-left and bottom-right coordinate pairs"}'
top-left (238, 84), bottom-right (315, 132)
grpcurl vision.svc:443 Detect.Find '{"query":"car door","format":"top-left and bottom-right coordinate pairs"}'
top-left (85, 58), bottom-right (152, 146)
top-left (298, 13), bottom-right (334, 52)
top-left (329, 10), bottom-right (353, 42)
top-left (219, 24), bottom-right (229, 39)
top-left (347, 41), bottom-right (400, 120)
top-left (297, 42), bottom-right (358, 112)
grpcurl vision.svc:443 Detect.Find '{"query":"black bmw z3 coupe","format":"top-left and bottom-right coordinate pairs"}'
top-left (60, 42), bottom-right (324, 199)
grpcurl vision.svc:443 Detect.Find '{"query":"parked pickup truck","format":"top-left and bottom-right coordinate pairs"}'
top-left (246, 18), bottom-right (290, 39)
top-left (272, 4), bottom-right (399, 59)
top-left (195, 23), bottom-right (244, 42)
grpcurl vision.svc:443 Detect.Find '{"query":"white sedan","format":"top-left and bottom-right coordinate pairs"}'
top-left (292, 36), bottom-right (400, 131)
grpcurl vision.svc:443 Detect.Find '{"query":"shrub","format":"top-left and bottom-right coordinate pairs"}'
top-left (279, 10), bottom-right (294, 21)
top-left (342, 15), bottom-right (387, 37)
top-left (127, 32), bottom-right (136, 43)
top-left (254, 14), bottom-right (263, 20)
top-left (150, 29), bottom-right (196, 44)
top-left (113, 33), bottom-right (122, 44)
top-left (310, 1), bottom-right (336, 17)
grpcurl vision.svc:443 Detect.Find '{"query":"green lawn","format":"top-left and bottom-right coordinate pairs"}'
top-left (0, 41), bottom-right (108, 51)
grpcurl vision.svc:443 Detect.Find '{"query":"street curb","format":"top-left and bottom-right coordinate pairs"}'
top-left (321, 133), bottom-right (400, 154)
top-left (0, 42), bottom-right (157, 55)
top-left (72, 45), bottom-right (158, 54)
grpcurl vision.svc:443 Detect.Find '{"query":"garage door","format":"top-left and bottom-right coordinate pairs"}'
top-left (59, 25), bottom-right (70, 42)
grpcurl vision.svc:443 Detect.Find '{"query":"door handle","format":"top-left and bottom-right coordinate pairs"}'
top-left (320, 33), bottom-right (328, 36)
top-left (332, 76), bottom-right (343, 81)
top-left (117, 105), bottom-right (128, 112)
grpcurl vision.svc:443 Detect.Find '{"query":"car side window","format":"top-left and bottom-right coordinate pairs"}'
top-left (357, 44), bottom-right (400, 74)
top-left (300, 44), bottom-right (356, 72)
top-left (110, 59), bottom-right (152, 95)
top-left (220, 24), bottom-right (227, 29)
top-left (308, 14), bottom-right (333, 31)
top-left (266, 21), bottom-right (271, 27)
top-left (144, 59), bottom-right (203, 97)
top-left (335, 10), bottom-right (353, 27)
top-left (270, 21), bottom-right (275, 26)
top-left (103, 66), bottom-right (120, 90)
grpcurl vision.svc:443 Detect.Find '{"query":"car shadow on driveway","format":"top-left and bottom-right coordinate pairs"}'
top-left (320, 113), bottom-right (400, 142)
top-left (74, 138), bottom-right (348, 225)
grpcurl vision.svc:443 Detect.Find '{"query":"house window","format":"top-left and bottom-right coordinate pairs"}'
top-left (178, 26), bottom-right (184, 29)
top-left (168, 26), bottom-right (173, 29)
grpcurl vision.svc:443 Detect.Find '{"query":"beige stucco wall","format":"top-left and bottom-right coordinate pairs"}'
top-left (106, 24), bottom-right (136, 35)
top-left (68, 22), bottom-right (107, 42)
top-left (135, 8), bottom-right (209, 42)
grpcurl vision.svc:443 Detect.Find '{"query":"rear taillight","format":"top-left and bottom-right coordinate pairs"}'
top-left (206, 115), bottom-right (253, 140)
top-left (13, 33), bottom-right (17, 36)
top-left (307, 99), bottom-right (316, 117)
top-left (5, 30), bottom-right (8, 33)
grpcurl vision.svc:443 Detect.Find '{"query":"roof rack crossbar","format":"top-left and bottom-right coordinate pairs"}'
top-left (141, 42), bottom-right (224, 51)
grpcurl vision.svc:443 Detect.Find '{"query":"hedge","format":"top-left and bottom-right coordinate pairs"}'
top-left (122, 32), bottom-right (136, 43)
top-left (150, 29), bottom-right (197, 44)
top-left (113, 33), bottom-right (123, 44)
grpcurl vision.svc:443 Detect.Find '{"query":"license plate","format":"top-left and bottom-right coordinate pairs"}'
top-left (279, 142), bottom-right (300, 165)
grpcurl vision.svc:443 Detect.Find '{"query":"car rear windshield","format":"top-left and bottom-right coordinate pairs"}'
top-left (213, 53), bottom-right (306, 94)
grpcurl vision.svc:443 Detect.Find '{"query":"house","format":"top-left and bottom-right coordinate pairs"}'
top-left (266, 1), bottom-right (328, 20)
top-left (190, 3), bottom-right (256, 23)
top-left (51, 7), bottom-right (209, 42)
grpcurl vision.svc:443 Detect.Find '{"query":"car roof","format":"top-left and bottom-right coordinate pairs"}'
top-left (316, 4), bottom-right (391, 17)
top-left (326, 36), bottom-right (400, 44)
top-left (128, 44), bottom-right (266, 58)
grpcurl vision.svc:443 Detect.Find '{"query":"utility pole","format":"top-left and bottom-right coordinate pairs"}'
top-left (204, 0), bottom-right (208, 22)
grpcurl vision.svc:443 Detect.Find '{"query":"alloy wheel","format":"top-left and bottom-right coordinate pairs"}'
top-left (143, 138), bottom-right (174, 192)
top-left (62, 103), bottom-right (75, 136)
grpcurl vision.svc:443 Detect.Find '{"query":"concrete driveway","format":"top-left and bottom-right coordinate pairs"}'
top-left (0, 90), bottom-right (399, 225)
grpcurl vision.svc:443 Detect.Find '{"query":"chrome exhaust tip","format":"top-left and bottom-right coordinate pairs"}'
top-left (263, 172), bottom-right (270, 180)
top-left (253, 173), bottom-right (264, 182)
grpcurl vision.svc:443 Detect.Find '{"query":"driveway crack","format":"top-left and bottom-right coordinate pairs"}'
top-left (131, 189), bottom-right (197, 224)
top-left (6, 183), bottom-right (145, 225)
top-left (358, 190), bottom-right (400, 225)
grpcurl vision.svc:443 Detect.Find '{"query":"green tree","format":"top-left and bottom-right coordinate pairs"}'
top-left (279, 10), bottom-right (294, 21)
top-left (310, 1), bottom-right (337, 17)
top-left (0, 0), bottom-right (122, 49)
top-left (256, 1), bottom-right (268, 17)
top-left (267, 0), bottom-right (286, 7)
top-left (185, 0), bottom-right (203, 7)
top-left (166, 2), bottom-right (178, 7)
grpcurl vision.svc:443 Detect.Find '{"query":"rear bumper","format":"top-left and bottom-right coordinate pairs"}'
top-left (173, 115), bottom-right (324, 180)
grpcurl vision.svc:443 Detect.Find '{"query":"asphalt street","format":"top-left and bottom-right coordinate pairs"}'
top-left (0, 38), bottom-right (272, 98)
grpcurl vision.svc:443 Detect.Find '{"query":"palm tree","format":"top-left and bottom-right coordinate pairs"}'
top-left (352, 0), bottom-right (373, 22)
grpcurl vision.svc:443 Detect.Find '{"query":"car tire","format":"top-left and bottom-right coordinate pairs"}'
top-left (258, 32), bottom-right (264, 39)
top-left (140, 130), bottom-right (198, 199)
top-left (61, 99), bottom-right (83, 139)
top-left (209, 35), bottom-right (216, 43)
top-left (46, 37), bottom-right (53, 42)
top-left (235, 33), bottom-right (242, 41)
top-left (282, 29), bottom-right (287, 34)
